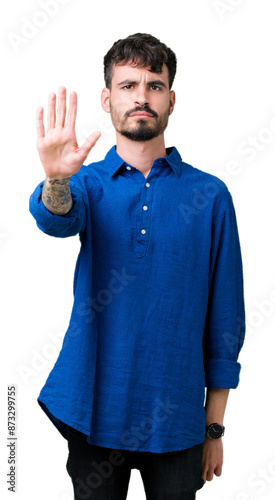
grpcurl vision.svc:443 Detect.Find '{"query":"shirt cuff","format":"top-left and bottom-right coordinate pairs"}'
top-left (204, 358), bottom-right (241, 389)
top-left (29, 180), bottom-right (86, 237)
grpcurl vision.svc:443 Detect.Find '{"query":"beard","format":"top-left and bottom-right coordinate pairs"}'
top-left (110, 103), bottom-right (170, 142)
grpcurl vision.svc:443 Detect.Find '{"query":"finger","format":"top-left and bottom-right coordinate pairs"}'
top-left (56, 86), bottom-right (66, 127)
top-left (66, 91), bottom-right (77, 129)
top-left (206, 469), bottom-right (214, 481)
top-left (201, 463), bottom-right (207, 483)
top-left (78, 131), bottom-right (101, 160)
top-left (36, 106), bottom-right (45, 139)
top-left (214, 464), bottom-right (222, 477)
top-left (47, 92), bottom-right (56, 132)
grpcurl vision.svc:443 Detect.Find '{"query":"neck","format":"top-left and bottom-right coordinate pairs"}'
top-left (115, 133), bottom-right (167, 173)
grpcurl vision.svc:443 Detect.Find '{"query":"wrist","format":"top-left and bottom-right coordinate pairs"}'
top-left (205, 419), bottom-right (224, 427)
top-left (45, 175), bottom-right (71, 183)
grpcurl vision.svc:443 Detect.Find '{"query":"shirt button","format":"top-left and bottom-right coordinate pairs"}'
top-left (143, 205), bottom-right (148, 211)
top-left (145, 182), bottom-right (150, 187)
top-left (126, 166), bottom-right (131, 170)
top-left (141, 229), bottom-right (146, 234)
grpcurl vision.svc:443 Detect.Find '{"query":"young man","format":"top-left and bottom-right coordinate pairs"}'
top-left (30, 33), bottom-right (246, 499)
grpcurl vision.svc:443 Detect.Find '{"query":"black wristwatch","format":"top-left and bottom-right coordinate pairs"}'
top-left (205, 423), bottom-right (225, 440)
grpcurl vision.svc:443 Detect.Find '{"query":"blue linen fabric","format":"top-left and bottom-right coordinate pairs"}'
top-left (29, 145), bottom-right (246, 453)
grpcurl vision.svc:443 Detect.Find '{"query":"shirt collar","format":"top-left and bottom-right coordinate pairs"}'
top-left (104, 145), bottom-right (183, 177)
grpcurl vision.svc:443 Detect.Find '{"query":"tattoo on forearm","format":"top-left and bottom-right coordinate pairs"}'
top-left (42, 177), bottom-right (73, 215)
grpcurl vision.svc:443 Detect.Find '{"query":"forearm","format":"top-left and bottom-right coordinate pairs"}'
top-left (41, 176), bottom-right (73, 215)
top-left (204, 388), bottom-right (230, 426)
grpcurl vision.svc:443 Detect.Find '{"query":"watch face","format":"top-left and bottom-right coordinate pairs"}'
top-left (207, 423), bottom-right (224, 439)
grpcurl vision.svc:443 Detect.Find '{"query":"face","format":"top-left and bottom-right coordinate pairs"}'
top-left (101, 63), bottom-right (175, 142)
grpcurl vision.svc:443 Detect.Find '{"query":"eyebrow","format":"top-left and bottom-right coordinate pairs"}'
top-left (117, 79), bottom-right (168, 89)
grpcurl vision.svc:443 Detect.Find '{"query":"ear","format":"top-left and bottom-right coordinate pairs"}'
top-left (101, 87), bottom-right (111, 113)
top-left (169, 90), bottom-right (176, 116)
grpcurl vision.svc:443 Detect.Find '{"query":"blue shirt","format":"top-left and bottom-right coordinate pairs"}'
top-left (29, 145), bottom-right (246, 453)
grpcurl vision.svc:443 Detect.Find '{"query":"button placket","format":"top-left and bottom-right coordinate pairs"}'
top-left (134, 175), bottom-right (155, 258)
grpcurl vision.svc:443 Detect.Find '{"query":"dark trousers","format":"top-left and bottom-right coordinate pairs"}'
top-left (65, 425), bottom-right (205, 500)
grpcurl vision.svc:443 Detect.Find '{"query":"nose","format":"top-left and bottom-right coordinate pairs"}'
top-left (135, 98), bottom-right (149, 108)
top-left (134, 85), bottom-right (149, 108)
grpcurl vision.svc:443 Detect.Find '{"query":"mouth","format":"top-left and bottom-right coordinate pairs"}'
top-left (129, 112), bottom-right (154, 118)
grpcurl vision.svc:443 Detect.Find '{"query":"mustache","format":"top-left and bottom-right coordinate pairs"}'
top-left (125, 106), bottom-right (158, 118)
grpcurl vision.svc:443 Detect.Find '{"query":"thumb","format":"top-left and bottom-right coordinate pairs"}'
top-left (78, 130), bottom-right (101, 160)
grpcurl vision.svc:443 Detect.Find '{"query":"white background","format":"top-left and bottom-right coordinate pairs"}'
top-left (1, 0), bottom-right (275, 499)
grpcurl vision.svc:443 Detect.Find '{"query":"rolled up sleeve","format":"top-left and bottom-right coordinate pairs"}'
top-left (29, 179), bottom-right (87, 238)
top-left (203, 191), bottom-right (246, 389)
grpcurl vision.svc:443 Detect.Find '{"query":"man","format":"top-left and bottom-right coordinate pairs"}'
top-left (29, 33), bottom-right (246, 499)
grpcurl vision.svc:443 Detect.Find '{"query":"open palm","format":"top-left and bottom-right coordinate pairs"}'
top-left (36, 86), bottom-right (101, 180)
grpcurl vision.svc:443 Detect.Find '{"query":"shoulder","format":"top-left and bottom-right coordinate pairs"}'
top-left (183, 161), bottom-right (229, 193)
top-left (181, 160), bottom-right (232, 216)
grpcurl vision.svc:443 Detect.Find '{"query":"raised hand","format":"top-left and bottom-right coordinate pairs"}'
top-left (36, 86), bottom-right (101, 180)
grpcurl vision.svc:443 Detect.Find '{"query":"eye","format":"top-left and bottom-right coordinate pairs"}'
top-left (150, 85), bottom-right (161, 91)
top-left (122, 85), bottom-right (133, 90)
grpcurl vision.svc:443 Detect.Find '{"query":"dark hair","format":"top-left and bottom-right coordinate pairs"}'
top-left (103, 33), bottom-right (177, 90)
